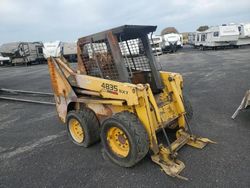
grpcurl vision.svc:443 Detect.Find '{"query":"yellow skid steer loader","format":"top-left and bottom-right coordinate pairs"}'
top-left (47, 25), bottom-right (214, 180)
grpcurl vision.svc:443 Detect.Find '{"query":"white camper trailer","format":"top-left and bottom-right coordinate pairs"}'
top-left (0, 42), bottom-right (44, 65)
top-left (62, 42), bottom-right (77, 62)
top-left (43, 41), bottom-right (63, 58)
top-left (149, 35), bottom-right (163, 55)
top-left (162, 33), bottom-right (183, 53)
top-left (195, 25), bottom-right (239, 49)
top-left (236, 23), bottom-right (250, 46)
top-left (188, 32), bottom-right (196, 46)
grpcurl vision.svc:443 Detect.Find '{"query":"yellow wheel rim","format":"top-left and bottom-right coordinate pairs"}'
top-left (69, 118), bottom-right (84, 143)
top-left (107, 127), bottom-right (130, 158)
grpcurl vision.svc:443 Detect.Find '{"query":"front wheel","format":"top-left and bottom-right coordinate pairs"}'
top-left (101, 111), bottom-right (149, 167)
top-left (66, 107), bottom-right (100, 147)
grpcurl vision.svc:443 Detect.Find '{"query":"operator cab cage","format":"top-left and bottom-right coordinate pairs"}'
top-left (77, 25), bottom-right (163, 92)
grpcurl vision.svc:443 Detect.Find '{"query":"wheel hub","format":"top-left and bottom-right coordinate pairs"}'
top-left (107, 127), bottom-right (130, 157)
top-left (118, 134), bottom-right (126, 144)
top-left (69, 118), bottom-right (84, 143)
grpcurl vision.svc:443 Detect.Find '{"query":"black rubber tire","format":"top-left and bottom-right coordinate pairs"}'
top-left (101, 111), bottom-right (149, 167)
top-left (183, 95), bottom-right (193, 122)
top-left (66, 107), bottom-right (100, 147)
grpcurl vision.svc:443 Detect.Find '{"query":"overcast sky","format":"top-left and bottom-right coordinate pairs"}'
top-left (0, 0), bottom-right (250, 44)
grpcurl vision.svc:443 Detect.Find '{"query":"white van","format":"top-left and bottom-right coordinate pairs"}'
top-left (0, 55), bottom-right (10, 65)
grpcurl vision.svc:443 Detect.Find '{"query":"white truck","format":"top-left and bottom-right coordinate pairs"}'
top-left (194, 25), bottom-right (239, 50)
top-left (236, 23), bottom-right (250, 46)
top-left (43, 41), bottom-right (63, 58)
top-left (161, 33), bottom-right (183, 53)
top-left (0, 55), bottom-right (10, 65)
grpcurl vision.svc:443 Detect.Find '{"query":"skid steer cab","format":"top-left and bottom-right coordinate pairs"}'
top-left (47, 25), bottom-right (214, 180)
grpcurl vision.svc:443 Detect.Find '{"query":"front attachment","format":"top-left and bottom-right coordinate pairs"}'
top-left (151, 146), bottom-right (187, 180)
top-left (232, 90), bottom-right (250, 119)
top-left (151, 130), bottom-right (215, 180)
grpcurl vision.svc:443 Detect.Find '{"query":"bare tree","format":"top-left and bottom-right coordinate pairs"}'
top-left (161, 27), bottom-right (179, 35)
top-left (196, 26), bottom-right (209, 32)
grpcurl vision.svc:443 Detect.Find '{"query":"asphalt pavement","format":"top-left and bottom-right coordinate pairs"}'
top-left (0, 46), bottom-right (250, 188)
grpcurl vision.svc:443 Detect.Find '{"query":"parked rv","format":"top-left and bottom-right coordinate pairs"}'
top-left (0, 42), bottom-right (44, 65)
top-left (236, 23), bottom-right (250, 46)
top-left (188, 32), bottom-right (196, 46)
top-left (161, 33), bottom-right (183, 53)
top-left (194, 25), bottom-right (239, 50)
top-left (62, 42), bottom-right (77, 62)
top-left (149, 35), bottom-right (163, 55)
top-left (43, 41), bottom-right (63, 58)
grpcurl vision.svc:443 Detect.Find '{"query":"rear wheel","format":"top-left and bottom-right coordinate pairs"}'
top-left (66, 107), bottom-right (100, 147)
top-left (101, 111), bottom-right (149, 167)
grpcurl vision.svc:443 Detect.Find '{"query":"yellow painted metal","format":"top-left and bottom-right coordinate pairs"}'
top-left (146, 84), bottom-right (162, 124)
top-left (107, 127), bottom-right (130, 157)
top-left (48, 58), bottom-right (74, 97)
top-left (77, 97), bottom-right (125, 106)
top-left (69, 118), bottom-right (84, 143)
top-left (151, 145), bottom-right (187, 180)
top-left (47, 58), bottom-right (77, 122)
top-left (151, 129), bottom-right (215, 180)
top-left (48, 57), bottom-right (214, 179)
top-left (74, 74), bottom-right (139, 106)
top-left (134, 89), bottom-right (159, 153)
top-left (160, 71), bottom-right (186, 128)
top-left (176, 129), bottom-right (216, 149)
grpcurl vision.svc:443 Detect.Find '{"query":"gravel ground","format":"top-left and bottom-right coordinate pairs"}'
top-left (0, 46), bottom-right (250, 188)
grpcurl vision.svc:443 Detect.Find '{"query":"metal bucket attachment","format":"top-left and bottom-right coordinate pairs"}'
top-left (151, 130), bottom-right (215, 180)
top-left (151, 147), bottom-right (187, 180)
top-left (232, 90), bottom-right (250, 119)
